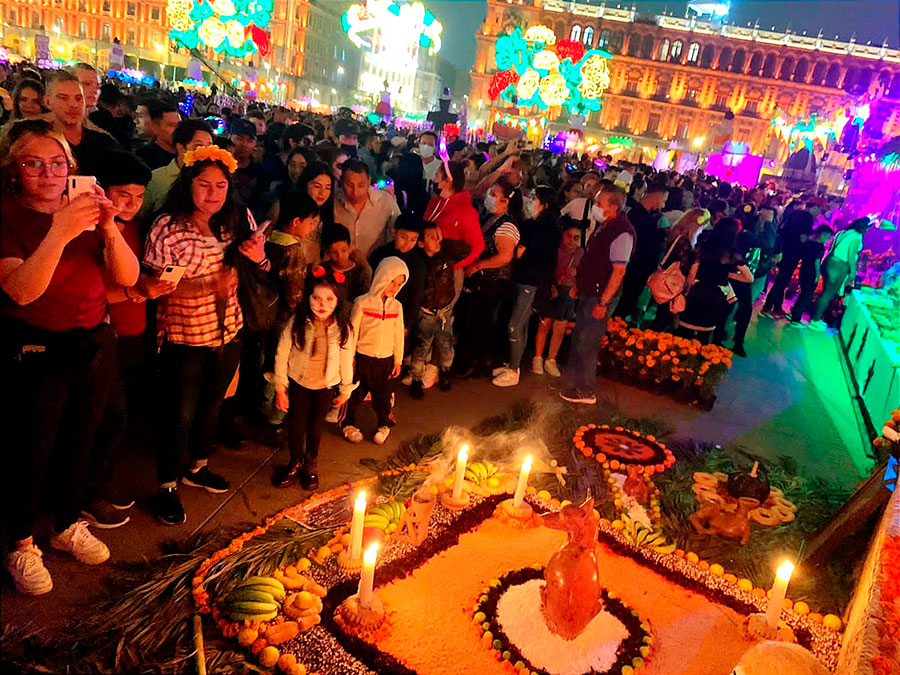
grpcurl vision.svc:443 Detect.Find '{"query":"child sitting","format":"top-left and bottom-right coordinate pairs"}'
top-left (272, 271), bottom-right (356, 490)
top-left (409, 222), bottom-right (470, 399)
top-left (532, 224), bottom-right (583, 377)
top-left (323, 223), bottom-right (372, 305)
top-left (342, 257), bottom-right (409, 445)
top-left (790, 225), bottom-right (833, 324)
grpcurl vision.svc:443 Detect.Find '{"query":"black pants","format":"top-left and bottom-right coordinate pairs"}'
top-left (235, 328), bottom-right (268, 420)
top-left (715, 280), bottom-right (752, 348)
top-left (763, 253), bottom-right (800, 313)
top-left (1, 322), bottom-right (117, 542)
top-left (344, 354), bottom-right (394, 429)
top-left (455, 276), bottom-right (509, 370)
top-left (156, 336), bottom-right (242, 485)
top-left (286, 382), bottom-right (333, 465)
top-left (790, 275), bottom-right (819, 321)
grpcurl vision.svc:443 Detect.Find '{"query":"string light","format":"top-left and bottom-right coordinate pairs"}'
top-left (524, 24), bottom-right (556, 46)
top-left (539, 72), bottom-right (567, 107)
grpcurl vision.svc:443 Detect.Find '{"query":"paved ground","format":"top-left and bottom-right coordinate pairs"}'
top-left (0, 309), bottom-right (874, 641)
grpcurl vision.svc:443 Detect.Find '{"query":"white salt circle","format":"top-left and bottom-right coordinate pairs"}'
top-left (495, 579), bottom-right (628, 675)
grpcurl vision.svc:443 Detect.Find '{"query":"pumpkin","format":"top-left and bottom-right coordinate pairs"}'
top-left (726, 461), bottom-right (771, 502)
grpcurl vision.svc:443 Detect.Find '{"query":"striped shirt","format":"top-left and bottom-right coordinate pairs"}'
top-left (143, 215), bottom-right (243, 347)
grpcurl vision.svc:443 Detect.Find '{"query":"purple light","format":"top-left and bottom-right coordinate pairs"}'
top-left (705, 152), bottom-right (764, 187)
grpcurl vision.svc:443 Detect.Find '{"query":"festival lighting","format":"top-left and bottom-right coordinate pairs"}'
top-left (523, 25), bottom-right (556, 46)
top-left (342, 0), bottom-right (443, 56)
top-left (167, 0), bottom-right (273, 58)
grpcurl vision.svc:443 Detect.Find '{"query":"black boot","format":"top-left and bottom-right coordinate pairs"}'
top-left (301, 452), bottom-right (319, 491)
top-left (438, 369), bottom-right (452, 392)
top-left (272, 461), bottom-right (303, 488)
top-left (409, 380), bottom-right (425, 399)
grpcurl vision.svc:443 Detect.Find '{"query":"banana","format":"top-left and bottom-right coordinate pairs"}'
top-left (240, 576), bottom-right (285, 593)
top-left (471, 463), bottom-right (487, 481)
top-left (483, 460), bottom-right (496, 475)
top-left (642, 532), bottom-right (664, 549)
top-left (226, 600), bottom-right (279, 614)
top-left (386, 501), bottom-right (401, 521)
top-left (369, 505), bottom-right (392, 520)
top-left (652, 542), bottom-right (677, 555)
top-left (226, 610), bottom-right (278, 623)
top-left (634, 527), bottom-right (650, 547)
top-left (226, 588), bottom-right (280, 605)
top-left (395, 503), bottom-right (406, 519)
top-left (465, 469), bottom-right (480, 483)
top-left (237, 584), bottom-right (285, 602)
top-left (364, 516), bottom-right (391, 530)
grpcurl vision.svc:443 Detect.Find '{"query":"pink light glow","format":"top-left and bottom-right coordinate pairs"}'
top-left (705, 152), bottom-right (764, 188)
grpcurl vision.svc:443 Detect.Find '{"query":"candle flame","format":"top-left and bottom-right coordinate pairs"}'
top-left (458, 444), bottom-right (469, 461)
top-left (363, 543), bottom-right (379, 564)
top-left (522, 455), bottom-right (533, 472)
top-left (354, 491), bottom-right (367, 511)
top-left (776, 560), bottom-right (794, 581)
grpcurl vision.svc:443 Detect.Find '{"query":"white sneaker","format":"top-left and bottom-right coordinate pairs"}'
top-left (374, 426), bottom-right (391, 445)
top-left (325, 407), bottom-right (340, 423)
top-left (531, 356), bottom-right (544, 375)
top-left (343, 425), bottom-right (364, 443)
top-left (492, 368), bottom-right (520, 387)
top-left (807, 320), bottom-right (828, 332)
top-left (5, 544), bottom-right (53, 595)
top-left (50, 520), bottom-right (109, 565)
top-left (491, 365), bottom-right (509, 377)
top-left (544, 359), bottom-right (561, 377)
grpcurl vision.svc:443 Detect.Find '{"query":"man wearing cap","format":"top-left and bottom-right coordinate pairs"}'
top-left (230, 117), bottom-right (265, 214)
top-left (333, 159), bottom-right (400, 257)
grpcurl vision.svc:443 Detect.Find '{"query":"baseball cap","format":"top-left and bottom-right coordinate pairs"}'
top-left (230, 117), bottom-right (258, 138)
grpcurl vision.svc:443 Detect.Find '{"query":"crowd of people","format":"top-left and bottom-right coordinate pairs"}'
top-left (0, 61), bottom-right (869, 596)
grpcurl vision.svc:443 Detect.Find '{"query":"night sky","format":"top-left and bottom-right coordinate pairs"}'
top-left (428, 0), bottom-right (900, 69)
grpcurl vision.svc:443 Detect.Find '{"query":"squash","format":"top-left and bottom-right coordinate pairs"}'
top-left (726, 461), bottom-right (771, 502)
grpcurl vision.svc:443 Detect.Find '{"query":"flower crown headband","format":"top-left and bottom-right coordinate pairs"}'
top-left (183, 146), bottom-right (238, 174)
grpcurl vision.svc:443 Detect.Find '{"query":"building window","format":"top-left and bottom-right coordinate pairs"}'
top-left (151, 7), bottom-right (160, 20)
top-left (342, 50), bottom-right (346, 61)
top-left (730, 49), bottom-right (746, 73)
top-left (610, 31), bottom-right (624, 54)
top-left (570, 25), bottom-right (581, 42)
top-left (624, 81), bottom-right (638, 95)
top-left (677, 120), bottom-right (690, 139)
top-left (583, 27), bottom-right (594, 47)
top-left (686, 42), bottom-right (700, 65)
top-left (718, 47), bottom-right (732, 70)
top-left (670, 40), bottom-right (683, 62)
top-left (31, 11), bottom-right (40, 28)
top-left (127, 2), bottom-right (135, 16)
top-left (825, 63), bottom-right (841, 87)
top-left (700, 44), bottom-right (715, 68)
top-left (748, 52), bottom-right (763, 75)
top-left (647, 112), bottom-right (661, 134)
top-left (779, 57), bottom-right (795, 80)
top-left (762, 54), bottom-right (777, 78)
top-left (641, 34), bottom-right (654, 59)
top-left (102, 0), bottom-right (110, 12)
top-left (618, 108), bottom-right (632, 129)
top-left (55, 17), bottom-right (64, 31)
top-left (628, 34), bottom-right (641, 57)
top-left (598, 29), bottom-right (610, 49)
top-left (103, 23), bottom-right (110, 40)
top-left (658, 39), bottom-right (669, 61)
top-left (127, 28), bottom-right (135, 44)
top-left (79, 20), bottom-right (87, 37)
top-left (334, 45), bottom-right (338, 58)
top-left (793, 59), bottom-right (809, 83)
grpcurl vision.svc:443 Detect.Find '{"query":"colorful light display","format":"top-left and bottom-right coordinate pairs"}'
top-left (342, 0), bottom-right (443, 56)
top-left (490, 26), bottom-right (611, 114)
top-left (167, 0), bottom-right (273, 58)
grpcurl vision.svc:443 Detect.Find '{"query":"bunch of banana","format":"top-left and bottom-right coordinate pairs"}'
top-left (465, 460), bottom-right (498, 485)
top-left (223, 576), bottom-right (285, 622)
top-left (363, 500), bottom-right (406, 534)
top-left (619, 514), bottom-right (676, 555)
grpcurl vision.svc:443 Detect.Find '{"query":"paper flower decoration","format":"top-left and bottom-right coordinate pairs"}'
top-left (183, 146), bottom-right (238, 173)
top-left (167, 0), bottom-right (273, 58)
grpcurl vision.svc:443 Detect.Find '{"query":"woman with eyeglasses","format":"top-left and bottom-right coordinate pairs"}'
top-left (0, 119), bottom-right (140, 595)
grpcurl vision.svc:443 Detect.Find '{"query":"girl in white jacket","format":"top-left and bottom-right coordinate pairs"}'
top-left (273, 270), bottom-right (356, 490)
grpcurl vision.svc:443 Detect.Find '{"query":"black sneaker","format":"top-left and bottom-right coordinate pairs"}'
top-left (438, 369), bottom-right (452, 392)
top-left (181, 467), bottom-right (230, 493)
top-left (409, 380), bottom-right (425, 399)
top-left (732, 344), bottom-right (748, 357)
top-left (153, 487), bottom-right (186, 526)
top-left (81, 499), bottom-right (130, 529)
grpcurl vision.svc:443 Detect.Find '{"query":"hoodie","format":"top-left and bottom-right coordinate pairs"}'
top-left (424, 191), bottom-right (484, 270)
top-left (350, 256), bottom-right (409, 366)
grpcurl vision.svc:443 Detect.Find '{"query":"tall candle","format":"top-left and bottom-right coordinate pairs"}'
top-left (765, 560), bottom-right (794, 629)
top-left (452, 444), bottom-right (469, 499)
top-left (358, 543), bottom-right (378, 609)
top-left (349, 491), bottom-right (367, 561)
top-left (512, 455), bottom-right (533, 508)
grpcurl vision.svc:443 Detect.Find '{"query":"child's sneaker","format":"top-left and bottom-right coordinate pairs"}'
top-left (807, 320), bottom-right (828, 332)
top-left (492, 368), bottom-right (520, 387)
top-left (544, 359), bottom-right (561, 377)
top-left (374, 426), bottom-right (391, 445)
top-left (343, 425), bottom-right (364, 443)
top-left (531, 356), bottom-right (544, 375)
top-left (50, 520), bottom-right (110, 565)
top-left (491, 365), bottom-right (509, 377)
top-left (325, 407), bottom-right (340, 423)
top-left (5, 543), bottom-right (53, 595)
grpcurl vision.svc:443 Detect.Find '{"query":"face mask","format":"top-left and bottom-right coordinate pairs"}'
top-left (418, 143), bottom-right (435, 159)
top-left (523, 198), bottom-right (537, 219)
top-left (591, 204), bottom-right (606, 223)
top-left (340, 143), bottom-right (356, 156)
top-left (484, 194), bottom-right (497, 213)
top-left (432, 181), bottom-right (442, 195)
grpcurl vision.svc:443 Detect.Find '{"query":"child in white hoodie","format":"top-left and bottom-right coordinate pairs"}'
top-left (273, 271), bottom-right (356, 490)
top-left (342, 256), bottom-right (409, 445)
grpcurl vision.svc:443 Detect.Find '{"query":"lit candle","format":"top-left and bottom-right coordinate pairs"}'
top-left (358, 543), bottom-right (378, 609)
top-left (765, 560), bottom-right (794, 629)
top-left (349, 491), bottom-right (367, 561)
top-left (452, 444), bottom-right (469, 500)
top-left (512, 455), bottom-right (533, 508)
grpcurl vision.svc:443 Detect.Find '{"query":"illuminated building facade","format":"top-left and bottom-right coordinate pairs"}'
top-left (470, 0), bottom-right (900, 156)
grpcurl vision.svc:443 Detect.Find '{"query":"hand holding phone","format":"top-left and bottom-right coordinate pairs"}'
top-left (159, 264), bottom-right (187, 284)
top-left (66, 176), bottom-right (100, 231)
top-left (52, 192), bottom-right (102, 243)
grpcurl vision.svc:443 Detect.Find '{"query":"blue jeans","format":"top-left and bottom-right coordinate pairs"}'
top-left (507, 284), bottom-right (537, 370)
top-left (562, 296), bottom-right (610, 395)
top-left (410, 310), bottom-right (455, 380)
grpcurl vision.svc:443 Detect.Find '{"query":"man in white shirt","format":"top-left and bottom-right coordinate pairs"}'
top-left (418, 130), bottom-right (440, 185)
top-left (333, 159), bottom-right (401, 257)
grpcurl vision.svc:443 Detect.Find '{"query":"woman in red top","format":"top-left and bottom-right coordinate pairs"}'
top-left (424, 161), bottom-right (484, 271)
top-left (0, 119), bottom-right (139, 595)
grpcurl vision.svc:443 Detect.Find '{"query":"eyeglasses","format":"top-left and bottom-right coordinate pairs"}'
top-left (19, 159), bottom-right (69, 178)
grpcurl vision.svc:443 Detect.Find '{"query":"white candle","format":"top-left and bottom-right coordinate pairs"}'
top-left (512, 455), bottom-right (533, 508)
top-left (349, 491), bottom-right (367, 561)
top-left (765, 560), bottom-right (794, 629)
top-left (452, 444), bottom-right (469, 499)
top-left (358, 543), bottom-right (378, 609)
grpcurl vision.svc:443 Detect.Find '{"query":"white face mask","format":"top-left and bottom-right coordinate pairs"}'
top-left (523, 198), bottom-right (537, 219)
top-left (484, 194), bottom-right (497, 213)
top-left (418, 143), bottom-right (435, 159)
top-left (591, 204), bottom-right (606, 223)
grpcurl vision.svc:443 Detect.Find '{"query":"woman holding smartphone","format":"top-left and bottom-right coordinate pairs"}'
top-left (143, 145), bottom-right (245, 526)
top-left (0, 119), bottom-right (139, 595)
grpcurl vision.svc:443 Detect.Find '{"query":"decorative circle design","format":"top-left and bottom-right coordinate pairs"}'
top-left (574, 425), bottom-right (675, 475)
top-left (473, 567), bottom-right (652, 675)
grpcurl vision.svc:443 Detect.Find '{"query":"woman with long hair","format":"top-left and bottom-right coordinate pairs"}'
top-left (272, 272), bottom-right (355, 489)
top-left (265, 146), bottom-right (313, 223)
top-left (143, 145), bottom-right (245, 525)
top-left (11, 79), bottom-right (45, 121)
top-left (0, 120), bottom-right (139, 594)
top-left (298, 161), bottom-right (335, 240)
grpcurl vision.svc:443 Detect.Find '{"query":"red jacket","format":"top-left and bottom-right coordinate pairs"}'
top-left (424, 191), bottom-right (484, 270)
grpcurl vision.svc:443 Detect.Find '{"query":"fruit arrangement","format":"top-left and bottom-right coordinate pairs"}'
top-left (692, 471), bottom-right (796, 526)
top-left (612, 513), bottom-right (676, 555)
top-left (463, 460), bottom-right (514, 496)
top-left (574, 425), bottom-right (676, 475)
top-left (364, 499), bottom-right (406, 537)
top-left (223, 576), bottom-right (285, 623)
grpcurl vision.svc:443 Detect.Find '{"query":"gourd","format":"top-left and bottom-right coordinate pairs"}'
top-left (726, 461), bottom-right (771, 502)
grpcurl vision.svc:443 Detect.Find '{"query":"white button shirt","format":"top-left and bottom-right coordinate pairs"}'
top-left (333, 187), bottom-right (401, 257)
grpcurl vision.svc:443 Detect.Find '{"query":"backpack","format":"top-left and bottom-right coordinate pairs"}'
top-left (647, 236), bottom-right (687, 303)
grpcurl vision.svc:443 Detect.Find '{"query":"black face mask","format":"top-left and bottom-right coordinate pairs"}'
top-left (340, 143), bottom-right (357, 157)
top-left (432, 181), bottom-right (442, 195)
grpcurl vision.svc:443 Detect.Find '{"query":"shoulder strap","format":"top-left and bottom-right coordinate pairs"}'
top-left (660, 236), bottom-right (682, 268)
top-left (580, 198), bottom-right (591, 224)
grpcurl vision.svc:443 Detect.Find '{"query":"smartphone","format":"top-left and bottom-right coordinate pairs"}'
top-left (67, 176), bottom-right (98, 231)
top-left (159, 265), bottom-right (186, 284)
